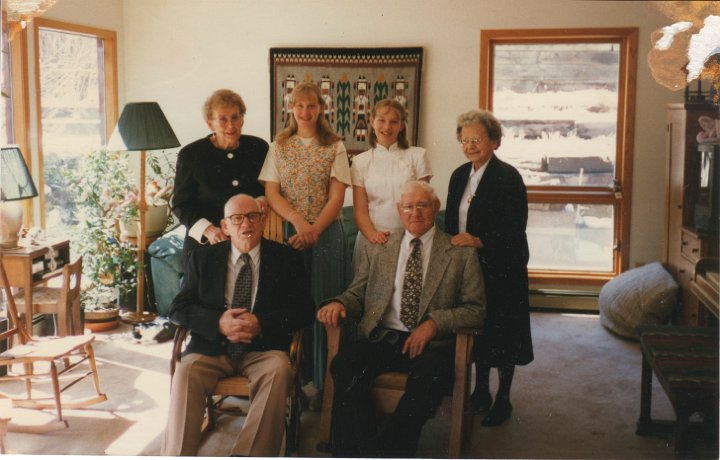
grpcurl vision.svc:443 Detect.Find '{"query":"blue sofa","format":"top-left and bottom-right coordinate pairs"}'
top-left (147, 228), bottom-right (184, 317)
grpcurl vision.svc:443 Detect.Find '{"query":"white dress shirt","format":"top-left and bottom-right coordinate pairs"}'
top-left (458, 161), bottom-right (489, 233)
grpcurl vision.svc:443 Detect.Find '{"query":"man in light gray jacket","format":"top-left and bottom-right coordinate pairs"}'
top-left (317, 180), bottom-right (486, 458)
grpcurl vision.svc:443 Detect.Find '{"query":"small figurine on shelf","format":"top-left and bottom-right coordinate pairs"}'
top-left (696, 115), bottom-right (720, 144)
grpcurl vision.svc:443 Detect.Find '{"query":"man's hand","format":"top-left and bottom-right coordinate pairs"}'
top-left (219, 308), bottom-right (261, 343)
top-left (402, 318), bottom-right (438, 359)
top-left (316, 302), bottom-right (346, 327)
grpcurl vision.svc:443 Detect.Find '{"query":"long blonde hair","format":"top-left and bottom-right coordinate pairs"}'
top-left (369, 99), bottom-right (409, 149)
top-left (275, 82), bottom-right (342, 146)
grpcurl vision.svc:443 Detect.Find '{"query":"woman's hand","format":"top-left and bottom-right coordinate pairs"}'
top-left (451, 232), bottom-right (483, 248)
top-left (203, 225), bottom-right (229, 244)
top-left (288, 219), bottom-right (319, 250)
top-left (256, 196), bottom-right (269, 214)
top-left (369, 230), bottom-right (390, 244)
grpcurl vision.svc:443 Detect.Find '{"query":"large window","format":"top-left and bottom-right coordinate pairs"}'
top-left (480, 28), bottom-right (638, 284)
top-left (1, 14), bottom-right (13, 146)
top-left (33, 19), bottom-right (117, 236)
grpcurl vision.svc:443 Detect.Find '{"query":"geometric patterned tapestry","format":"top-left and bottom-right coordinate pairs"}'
top-left (270, 47), bottom-right (423, 155)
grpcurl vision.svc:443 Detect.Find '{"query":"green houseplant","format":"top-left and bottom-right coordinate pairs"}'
top-left (116, 148), bottom-right (177, 238)
top-left (63, 148), bottom-right (139, 322)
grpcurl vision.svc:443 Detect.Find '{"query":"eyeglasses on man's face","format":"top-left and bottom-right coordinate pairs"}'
top-left (400, 202), bottom-right (432, 213)
top-left (225, 212), bottom-right (263, 225)
top-left (459, 137), bottom-right (486, 146)
top-left (213, 115), bottom-right (244, 126)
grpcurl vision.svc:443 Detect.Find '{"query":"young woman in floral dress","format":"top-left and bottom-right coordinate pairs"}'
top-left (259, 82), bottom-right (351, 405)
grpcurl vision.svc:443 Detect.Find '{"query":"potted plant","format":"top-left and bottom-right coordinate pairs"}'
top-left (116, 149), bottom-right (177, 238)
top-left (63, 148), bottom-right (140, 329)
top-left (80, 286), bottom-right (121, 332)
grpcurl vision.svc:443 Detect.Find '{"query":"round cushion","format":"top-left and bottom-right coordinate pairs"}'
top-left (599, 262), bottom-right (678, 339)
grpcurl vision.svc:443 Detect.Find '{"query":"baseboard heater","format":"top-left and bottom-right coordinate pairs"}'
top-left (529, 288), bottom-right (600, 311)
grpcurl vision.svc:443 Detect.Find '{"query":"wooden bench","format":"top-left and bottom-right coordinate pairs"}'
top-left (635, 325), bottom-right (718, 453)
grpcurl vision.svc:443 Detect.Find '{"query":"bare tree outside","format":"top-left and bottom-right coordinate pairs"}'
top-left (492, 42), bottom-right (621, 272)
top-left (38, 27), bottom-right (106, 237)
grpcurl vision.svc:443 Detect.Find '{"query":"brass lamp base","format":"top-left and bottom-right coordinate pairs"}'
top-left (120, 311), bottom-right (157, 324)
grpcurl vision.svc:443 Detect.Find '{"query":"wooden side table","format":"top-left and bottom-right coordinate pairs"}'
top-left (1, 239), bottom-right (71, 333)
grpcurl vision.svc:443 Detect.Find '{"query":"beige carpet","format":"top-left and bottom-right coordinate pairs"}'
top-left (1, 312), bottom-right (717, 458)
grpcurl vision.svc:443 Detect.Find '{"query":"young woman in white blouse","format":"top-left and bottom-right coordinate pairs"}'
top-left (351, 99), bottom-right (433, 257)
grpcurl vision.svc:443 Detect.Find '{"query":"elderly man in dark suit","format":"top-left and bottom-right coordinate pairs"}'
top-left (317, 180), bottom-right (486, 457)
top-left (162, 194), bottom-right (314, 456)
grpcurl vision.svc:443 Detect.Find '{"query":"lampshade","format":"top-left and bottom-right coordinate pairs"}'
top-left (106, 102), bottom-right (180, 152)
top-left (106, 102), bottom-right (179, 324)
top-left (1, 145), bottom-right (38, 202)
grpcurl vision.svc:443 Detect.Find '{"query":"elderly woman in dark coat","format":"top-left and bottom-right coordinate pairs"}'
top-left (172, 89), bottom-right (269, 266)
top-left (444, 109), bottom-right (534, 427)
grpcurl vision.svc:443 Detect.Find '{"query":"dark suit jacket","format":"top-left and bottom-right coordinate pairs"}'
top-left (445, 154), bottom-right (533, 365)
top-left (172, 134), bottom-right (268, 267)
top-left (169, 238), bottom-right (314, 356)
top-left (172, 134), bottom-right (268, 231)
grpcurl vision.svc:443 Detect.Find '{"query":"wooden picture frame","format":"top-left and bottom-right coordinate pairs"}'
top-left (270, 47), bottom-right (423, 155)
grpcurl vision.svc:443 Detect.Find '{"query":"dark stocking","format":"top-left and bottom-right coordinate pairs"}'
top-left (470, 360), bottom-right (492, 411)
top-left (482, 364), bottom-right (515, 426)
top-left (496, 364), bottom-right (515, 402)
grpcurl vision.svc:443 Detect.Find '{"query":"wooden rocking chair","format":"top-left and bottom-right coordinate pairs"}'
top-left (0, 252), bottom-right (107, 429)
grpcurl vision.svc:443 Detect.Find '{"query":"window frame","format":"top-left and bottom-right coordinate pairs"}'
top-left (3, 12), bottom-right (33, 227)
top-left (479, 27), bottom-right (638, 285)
top-left (32, 18), bottom-right (119, 229)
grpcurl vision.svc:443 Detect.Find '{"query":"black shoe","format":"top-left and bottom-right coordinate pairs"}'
top-left (469, 390), bottom-right (492, 412)
top-left (153, 322), bottom-right (176, 343)
top-left (481, 399), bottom-right (512, 426)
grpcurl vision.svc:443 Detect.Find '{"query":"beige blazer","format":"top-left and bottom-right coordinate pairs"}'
top-left (330, 228), bottom-right (486, 345)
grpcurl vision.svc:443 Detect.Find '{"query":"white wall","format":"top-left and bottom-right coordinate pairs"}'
top-left (45, 0), bottom-right (682, 270)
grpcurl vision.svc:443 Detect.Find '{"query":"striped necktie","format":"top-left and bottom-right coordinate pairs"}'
top-left (227, 253), bottom-right (252, 361)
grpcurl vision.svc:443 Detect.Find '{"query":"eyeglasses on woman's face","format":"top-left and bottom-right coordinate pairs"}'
top-left (224, 212), bottom-right (263, 225)
top-left (213, 114), bottom-right (244, 126)
top-left (459, 137), bottom-right (486, 146)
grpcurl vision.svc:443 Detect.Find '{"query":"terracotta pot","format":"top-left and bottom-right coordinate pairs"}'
top-left (83, 306), bottom-right (120, 332)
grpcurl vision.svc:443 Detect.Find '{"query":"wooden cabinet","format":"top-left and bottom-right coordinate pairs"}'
top-left (663, 104), bottom-right (719, 326)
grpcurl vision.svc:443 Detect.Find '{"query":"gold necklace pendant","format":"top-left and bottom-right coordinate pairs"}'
top-left (467, 195), bottom-right (473, 204)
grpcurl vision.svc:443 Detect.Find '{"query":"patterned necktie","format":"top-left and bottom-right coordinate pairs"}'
top-left (400, 238), bottom-right (422, 330)
top-left (228, 253), bottom-right (252, 361)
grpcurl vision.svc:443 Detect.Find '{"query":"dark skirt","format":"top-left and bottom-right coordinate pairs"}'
top-left (283, 219), bottom-right (350, 390)
top-left (473, 276), bottom-right (534, 367)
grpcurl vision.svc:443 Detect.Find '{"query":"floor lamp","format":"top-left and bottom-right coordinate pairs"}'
top-left (107, 102), bottom-right (180, 324)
